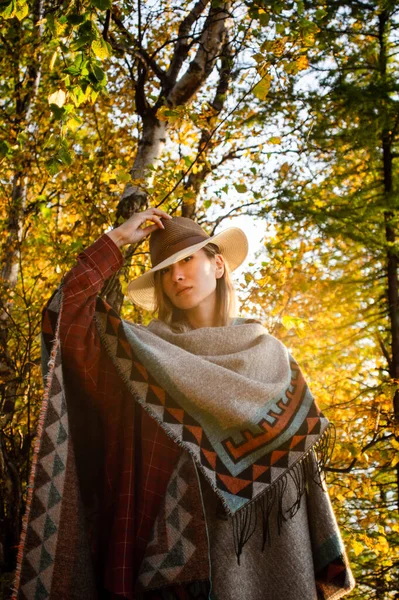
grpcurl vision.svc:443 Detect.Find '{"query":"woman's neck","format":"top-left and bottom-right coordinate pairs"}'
top-left (185, 292), bottom-right (218, 329)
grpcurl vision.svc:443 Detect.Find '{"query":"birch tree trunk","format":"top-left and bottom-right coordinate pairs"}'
top-left (105, 0), bottom-right (232, 310)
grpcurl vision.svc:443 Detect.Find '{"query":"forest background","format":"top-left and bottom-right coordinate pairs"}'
top-left (1, 0), bottom-right (399, 597)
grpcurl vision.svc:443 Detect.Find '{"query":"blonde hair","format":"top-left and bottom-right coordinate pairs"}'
top-left (153, 243), bottom-right (236, 330)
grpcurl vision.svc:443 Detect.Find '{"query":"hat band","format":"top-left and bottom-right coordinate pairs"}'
top-left (152, 234), bottom-right (209, 266)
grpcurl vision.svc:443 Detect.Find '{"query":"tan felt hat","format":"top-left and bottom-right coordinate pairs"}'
top-left (127, 216), bottom-right (248, 311)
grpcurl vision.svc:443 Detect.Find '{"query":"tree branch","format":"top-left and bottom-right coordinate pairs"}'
top-left (167, 1), bottom-right (230, 107)
top-left (166, 0), bottom-right (211, 87)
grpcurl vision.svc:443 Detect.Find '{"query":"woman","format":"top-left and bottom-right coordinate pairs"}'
top-left (14, 209), bottom-right (355, 600)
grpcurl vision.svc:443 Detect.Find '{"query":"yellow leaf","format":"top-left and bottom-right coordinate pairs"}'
top-left (352, 540), bottom-right (363, 556)
top-left (49, 51), bottom-right (57, 71)
top-left (269, 136), bottom-right (281, 145)
top-left (391, 438), bottom-right (399, 450)
top-left (48, 89), bottom-right (66, 107)
top-left (91, 39), bottom-right (111, 60)
top-left (65, 116), bottom-right (81, 132)
top-left (15, 0), bottom-right (28, 20)
top-left (296, 55), bottom-right (309, 71)
top-left (272, 38), bottom-right (287, 57)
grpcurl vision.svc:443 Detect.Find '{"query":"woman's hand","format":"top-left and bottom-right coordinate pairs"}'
top-left (106, 208), bottom-right (172, 248)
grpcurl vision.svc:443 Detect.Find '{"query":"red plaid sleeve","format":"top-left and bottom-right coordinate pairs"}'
top-left (56, 233), bottom-right (182, 599)
top-left (60, 233), bottom-right (124, 374)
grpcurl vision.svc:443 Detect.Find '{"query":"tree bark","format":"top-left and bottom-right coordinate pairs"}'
top-left (182, 32), bottom-right (234, 219)
top-left (378, 10), bottom-right (399, 513)
top-left (105, 1), bottom-right (231, 309)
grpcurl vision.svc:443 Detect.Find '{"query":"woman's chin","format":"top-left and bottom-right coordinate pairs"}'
top-left (173, 298), bottom-right (198, 310)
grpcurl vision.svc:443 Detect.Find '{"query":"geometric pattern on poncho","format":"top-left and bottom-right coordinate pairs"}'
top-left (136, 452), bottom-right (209, 593)
top-left (316, 554), bottom-right (352, 596)
top-left (13, 296), bottom-right (67, 600)
top-left (95, 300), bottom-right (330, 515)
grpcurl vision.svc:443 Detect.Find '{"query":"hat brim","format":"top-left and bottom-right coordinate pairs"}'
top-left (127, 227), bottom-right (249, 311)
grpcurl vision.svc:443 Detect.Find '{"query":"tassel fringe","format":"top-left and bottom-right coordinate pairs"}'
top-left (232, 498), bottom-right (258, 565)
top-left (231, 423), bottom-right (336, 564)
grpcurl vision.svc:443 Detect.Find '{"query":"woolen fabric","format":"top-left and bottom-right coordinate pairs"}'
top-left (13, 234), bottom-right (355, 600)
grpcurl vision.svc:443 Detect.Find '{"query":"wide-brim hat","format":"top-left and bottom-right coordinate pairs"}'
top-left (127, 216), bottom-right (248, 311)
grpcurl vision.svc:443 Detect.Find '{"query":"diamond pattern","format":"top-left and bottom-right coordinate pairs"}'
top-left (16, 291), bottom-right (69, 600)
top-left (137, 453), bottom-right (208, 592)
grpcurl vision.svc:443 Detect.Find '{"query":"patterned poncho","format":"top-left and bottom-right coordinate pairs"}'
top-left (13, 234), bottom-right (355, 600)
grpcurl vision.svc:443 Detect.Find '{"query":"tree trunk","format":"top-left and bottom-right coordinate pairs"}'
top-left (104, 1), bottom-right (231, 310)
top-left (378, 10), bottom-right (399, 513)
top-left (0, 0), bottom-right (43, 573)
top-left (182, 34), bottom-right (234, 219)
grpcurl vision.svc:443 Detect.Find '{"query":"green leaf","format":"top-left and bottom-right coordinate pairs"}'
top-left (90, 0), bottom-right (111, 10)
top-left (0, 0), bottom-right (15, 18)
top-left (66, 12), bottom-right (87, 25)
top-left (164, 109), bottom-right (180, 117)
top-left (115, 170), bottom-right (131, 183)
top-left (17, 131), bottom-right (28, 146)
top-left (253, 77), bottom-right (270, 101)
top-left (234, 183), bottom-right (247, 193)
top-left (70, 240), bottom-right (84, 252)
top-left (91, 38), bottom-right (111, 60)
top-left (57, 144), bottom-right (73, 166)
top-left (64, 65), bottom-right (81, 76)
top-left (258, 12), bottom-right (269, 26)
top-left (43, 133), bottom-right (56, 150)
top-left (45, 157), bottom-right (63, 176)
top-left (0, 140), bottom-right (11, 158)
top-left (92, 64), bottom-right (106, 83)
top-left (70, 21), bottom-right (98, 51)
top-left (49, 104), bottom-right (65, 120)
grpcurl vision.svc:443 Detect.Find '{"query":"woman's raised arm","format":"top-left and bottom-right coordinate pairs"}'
top-left (55, 208), bottom-right (170, 380)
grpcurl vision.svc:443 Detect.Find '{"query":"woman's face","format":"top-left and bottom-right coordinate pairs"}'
top-left (160, 249), bottom-right (224, 311)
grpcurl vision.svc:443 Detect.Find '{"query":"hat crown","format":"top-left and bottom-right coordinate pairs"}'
top-left (150, 217), bottom-right (209, 267)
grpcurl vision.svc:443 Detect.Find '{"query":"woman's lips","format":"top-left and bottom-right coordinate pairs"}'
top-left (176, 287), bottom-right (192, 296)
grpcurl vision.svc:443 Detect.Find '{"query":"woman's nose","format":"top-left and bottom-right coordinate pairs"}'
top-left (170, 263), bottom-right (184, 282)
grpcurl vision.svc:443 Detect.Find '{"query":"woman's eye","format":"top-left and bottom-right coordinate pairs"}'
top-left (184, 256), bottom-right (193, 262)
top-left (160, 268), bottom-right (169, 275)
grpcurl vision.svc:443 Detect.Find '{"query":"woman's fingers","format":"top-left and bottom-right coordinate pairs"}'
top-left (138, 208), bottom-right (170, 223)
top-left (150, 208), bottom-right (172, 219)
top-left (139, 223), bottom-right (159, 238)
top-left (147, 214), bottom-right (165, 229)
top-left (109, 207), bottom-right (171, 247)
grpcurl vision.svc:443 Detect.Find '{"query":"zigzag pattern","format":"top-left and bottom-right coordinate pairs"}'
top-left (96, 300), bottom-right (330, 514)
top-left (17, 300), bottom-right (68, 600)
top-left (137, 453), bottom-right (208, 592)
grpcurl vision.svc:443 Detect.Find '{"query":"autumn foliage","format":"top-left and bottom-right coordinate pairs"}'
top-left (0, 0), bottom-right (399, 598)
